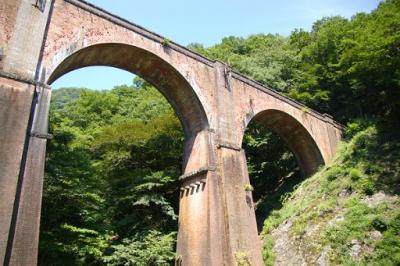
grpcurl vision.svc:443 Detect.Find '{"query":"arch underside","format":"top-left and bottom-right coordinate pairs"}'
top-left (249, 110), bottom-right (324, 177)
top-left (47, 43), bottom-right (209, 137)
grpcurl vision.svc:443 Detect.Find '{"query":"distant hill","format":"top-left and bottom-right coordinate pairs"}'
top-left (51, 87), bottom-right (89, 110)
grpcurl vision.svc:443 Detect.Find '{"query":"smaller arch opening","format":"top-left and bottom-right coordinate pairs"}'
top-left (242, 109), bottom-right (324, 231)
top-left (246, 110), bottom-right (324, 177)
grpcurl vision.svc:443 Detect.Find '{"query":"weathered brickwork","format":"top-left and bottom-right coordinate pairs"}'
top-left (0, 1), bottom-right (342, 265)
top-left (0, 0), bottom-right (20, 59)
top-left (0, 78), bottom-right (34, 263)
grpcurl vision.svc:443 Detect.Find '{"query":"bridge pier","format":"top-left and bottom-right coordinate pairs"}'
top-left (216, 146), bottom-right (263, 265)
top-left (177, 130), bottom-right (263, 266)
top-left (0, 0), bottom-right (53, 264)
top-left (0, 77), bottom-right (35, 264)
top-left (0, 79), bottom-right (51, 265)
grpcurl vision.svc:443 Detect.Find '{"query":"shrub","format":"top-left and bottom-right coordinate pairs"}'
top-left (262, 235), bottom-right (276, 266)
top-left (361, 179), bottom-right (375, 195)
top-left (244, 183), bottom-right (254, 192)
top-left (161, 38), bottom-right (171, 47)
top-left (345, 119), bottom-right (373, 139)
top-left (349, 168), bottom-right (363, 181)
top-left (102, 231), bottom-right (176, 266)
top-left (371, 217), bottom-right (388, 232)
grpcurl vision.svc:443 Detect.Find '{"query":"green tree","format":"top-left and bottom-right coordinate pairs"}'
top-left (40, 80), bottom-right (183, 265)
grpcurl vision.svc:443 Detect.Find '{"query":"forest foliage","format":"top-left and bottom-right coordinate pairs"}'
top-left (40, 0), bottom-right (399, 265)
top-left (189, 0), bottom-right (400, 122)
top-left (40, 82), bottom-right (183, 265)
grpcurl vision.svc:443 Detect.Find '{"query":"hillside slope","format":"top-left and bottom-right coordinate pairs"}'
top-left (261, 125), bottom-right (400, 265)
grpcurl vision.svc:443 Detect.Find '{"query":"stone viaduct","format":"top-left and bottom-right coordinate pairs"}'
top-left (0, 0), bottom-right (342, 265)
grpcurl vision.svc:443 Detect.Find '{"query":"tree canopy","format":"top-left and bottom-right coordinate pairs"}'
top-left (40, 79), bottom-right (183, 265)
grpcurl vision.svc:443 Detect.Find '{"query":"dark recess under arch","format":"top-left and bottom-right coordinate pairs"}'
top-left (245, 109), bottom-right (324, 177)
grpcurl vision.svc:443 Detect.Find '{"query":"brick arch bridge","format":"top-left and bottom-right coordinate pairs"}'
top-left (0, 0), bottom-right (342, 265)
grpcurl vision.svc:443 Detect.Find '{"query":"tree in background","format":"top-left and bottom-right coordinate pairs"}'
top-left (40, 78), bottom-right (183, 265)
top-left (190, 0), bottom-right (400, 123)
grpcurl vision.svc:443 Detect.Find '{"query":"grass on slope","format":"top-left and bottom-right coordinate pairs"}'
top-left (261, 124), bottom-right (400, 265)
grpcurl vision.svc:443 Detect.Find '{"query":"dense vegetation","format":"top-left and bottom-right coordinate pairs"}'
top-left (39, 81), bottom-right (183, 265)
top-left (261, 125), bottom-right (400, 265)
top-left (243, 122), bottom-right (395, 265)
top-left (190, 0), bottom-right (400, 122)
top-left (40, 0), bottom-right (399, 265)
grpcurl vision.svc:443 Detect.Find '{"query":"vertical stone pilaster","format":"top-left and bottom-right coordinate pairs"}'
top-left (323, 114), bottom-right (343, 161)
top-left (177, 129), bottom-right (226, 265)
top-left (213, 62), bottom-right (263, 265)
top-left (2, 0), bottom-right (52, 80)
top-left (7, 85), bottom-right (51, 265)
top-left (214, 62), bottom-right (237, 144)
top-left (216, 147), bottom-right (263, 266)
top-left (0, 0), bottom-right (53, 264)
top-left (0, 78), bottom-right (34, 263)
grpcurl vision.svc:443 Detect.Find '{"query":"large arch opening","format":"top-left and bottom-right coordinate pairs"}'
top-left (47, 43), bottom-right (209, 138)
top-left (39, 43), bottom-right (208, 265)
top-left (242, 109), bottom-right (324, 231)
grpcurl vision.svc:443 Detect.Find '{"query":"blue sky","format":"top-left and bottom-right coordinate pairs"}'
top-left (52, 0), bottom-right (381, 90)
